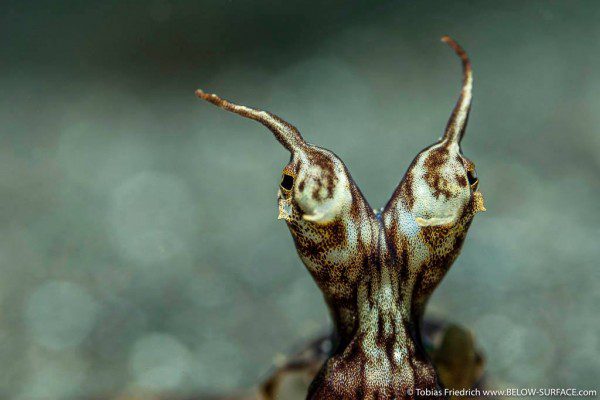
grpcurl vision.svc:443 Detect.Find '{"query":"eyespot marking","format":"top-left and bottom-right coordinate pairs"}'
top-left (467, 169), bottom-right (478, 189)
top-left (280, 173), bottom-right (294, 191)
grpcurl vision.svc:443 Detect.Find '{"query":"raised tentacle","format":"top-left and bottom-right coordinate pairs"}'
top-left (441, 36), bottom-right (473, 144)
top-left (196, 89), bottom-right (307, 153)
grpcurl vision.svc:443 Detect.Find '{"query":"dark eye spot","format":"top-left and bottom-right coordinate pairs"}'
top-left (280, 174), bottom-right (294, 191)
top-left (467, 169), bottom-right (478, 188)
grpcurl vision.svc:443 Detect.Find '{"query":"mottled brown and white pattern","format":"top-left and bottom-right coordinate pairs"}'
top-left (197, 36), bottom-right (485, 400)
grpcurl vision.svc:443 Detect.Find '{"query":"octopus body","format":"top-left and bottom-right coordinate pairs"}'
top-left (197, 36), bottom-right (485, 400)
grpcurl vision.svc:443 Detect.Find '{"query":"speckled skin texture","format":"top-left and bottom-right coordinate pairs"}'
top-left (197, 36), bottom-right (485, 400)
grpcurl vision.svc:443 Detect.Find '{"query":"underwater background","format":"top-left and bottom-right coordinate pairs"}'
top-left (0, 0), bottom-right (598, 398)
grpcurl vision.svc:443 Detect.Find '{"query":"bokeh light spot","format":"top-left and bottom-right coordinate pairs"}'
top-left (25, 281), bottom-right (99, 350)
top-left (129, 333), bottom-right (192, 392)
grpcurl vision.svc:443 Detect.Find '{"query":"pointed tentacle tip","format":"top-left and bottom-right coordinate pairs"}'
top-left (440, 36), bottom-right (470, 65)
top-left (195, 88), bottom-right (208, 99)
top-left (195, 89), bottom-right (223, 106)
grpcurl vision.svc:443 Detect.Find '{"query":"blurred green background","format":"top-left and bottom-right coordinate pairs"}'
top-left (0, 0), bottom-right (598, 399)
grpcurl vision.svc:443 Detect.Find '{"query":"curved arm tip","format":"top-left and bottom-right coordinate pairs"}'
top-left (195, 89), bottom-right (223, 107)
top-left (440, 36), bottom-right (473, 144)
top-left (194, 88), bottom-right (306, 152)
top-left (441, 36), bottom-right (471, 69)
